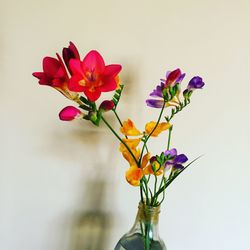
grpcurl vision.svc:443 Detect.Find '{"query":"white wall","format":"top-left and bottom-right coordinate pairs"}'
top-left (1, 0), bottom-right (250, 249)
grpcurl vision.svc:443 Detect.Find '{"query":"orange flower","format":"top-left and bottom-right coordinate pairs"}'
top-left (120, 119), bottom-right (142, 136)
top-left (125, 152), bottom-right (151, 186)
top-left (145, 121), bottom-right (171, 137)
top-left (125, 165), bottom-right (143, 186)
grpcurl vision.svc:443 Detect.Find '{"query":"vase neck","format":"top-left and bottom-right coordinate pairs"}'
top-left (136, 202), bottom-right (160, 224)
top-left (130, 202), bottom-right (161, 240)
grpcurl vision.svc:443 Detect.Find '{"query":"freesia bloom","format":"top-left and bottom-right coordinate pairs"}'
top-left (120, 119), bottom-right (141, 136)
top-left (69, 50), bottom-right (122, 102)
top-left (32, 55), bottom-right (78, 101)
top-left (164, 148), bottom-right (188, 170)
top-left (59, 106), bottom-right (82, 121)
top-left (125, 152), bottom-right (150, 186)
top-left (146, 69), bottom-right (185, 108)
top-left (125, 165), bottom-right (143, 186)
top-left (145, 121), bottom-right (171, 137)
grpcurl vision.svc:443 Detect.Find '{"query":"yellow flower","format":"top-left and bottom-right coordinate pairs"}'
top-left (125, 165), bottom-right (144, 186)
top-left (145, 121), bottom-right (171, 137)
top-left (120, 119), bottom-right (142, 136)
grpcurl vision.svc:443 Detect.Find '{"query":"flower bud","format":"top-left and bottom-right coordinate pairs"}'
top-left (99, 100), bottom-right (115, 112)
top-left (188, 76), bottom-right (205, 89)
top-left (59, 106), bottom-right (82, 121)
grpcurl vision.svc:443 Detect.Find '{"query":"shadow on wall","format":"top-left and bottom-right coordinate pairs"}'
top-left (69, 179), bottom-right (112, 250)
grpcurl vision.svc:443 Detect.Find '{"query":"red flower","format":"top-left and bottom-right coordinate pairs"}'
top-left (33, 55), bottom-right (68, 86)
top-left (68, 50), bottom-right (122, 102)
top-left (33, 54), bottom-right (78, 101)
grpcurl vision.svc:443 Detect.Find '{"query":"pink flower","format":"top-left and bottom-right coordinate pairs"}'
top-left (33, 55), bottom-right (68, 87)
top-left (59, 106), bottom-right (82, 121)
top-left (68, 50), bottom-right (122, 102)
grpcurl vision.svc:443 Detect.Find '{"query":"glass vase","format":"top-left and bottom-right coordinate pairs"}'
top-left (114, 202), bottom-right (166, 250)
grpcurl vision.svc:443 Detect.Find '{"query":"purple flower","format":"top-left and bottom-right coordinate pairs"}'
top-left (188, 76), bottom-right (205, 89)
top-left (146, 69), bottom-right (185, 109)
top-left (149, 82), bottom-right (164, 98)
top-left (164, 148), bottom-right (188, 170)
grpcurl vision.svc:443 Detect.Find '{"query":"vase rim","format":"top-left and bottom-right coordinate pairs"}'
top-left (138, 201), bottom-right (161, 214)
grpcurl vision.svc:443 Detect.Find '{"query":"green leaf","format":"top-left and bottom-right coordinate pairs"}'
top-left (112, 84), bottom-right (124, 110)
top-left (79, 104), bottom-right (91, 111)
top-left (80, 96), bottom-right (90, 105)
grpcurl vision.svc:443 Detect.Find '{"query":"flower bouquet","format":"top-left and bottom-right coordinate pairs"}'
top-left (33, 42), bottom-right (205, 250)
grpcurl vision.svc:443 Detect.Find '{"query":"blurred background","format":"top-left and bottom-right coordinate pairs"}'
top-left (1, 0), bottom-right (250, 249)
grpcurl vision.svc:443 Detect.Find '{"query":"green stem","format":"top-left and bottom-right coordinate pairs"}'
top-left (154, 155), bottom-right (203, 197)
top-left (101, 116), bottom-right (139, 166)
top-left (140, 182), bottom-right (144, 203)
top-left (167, 125), bottom-right (173, 150)
top-left (139, 101), bottom-right (166, 164)
top-left (166, 99), bottom-right (190, 122)
top-left (112, 109), bottom-right (128, 139)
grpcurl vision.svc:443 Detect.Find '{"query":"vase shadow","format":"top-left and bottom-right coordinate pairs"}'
top-left (68, 178), bottom-right (112, 250)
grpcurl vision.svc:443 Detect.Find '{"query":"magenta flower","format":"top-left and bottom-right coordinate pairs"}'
top-left (59, 106), bottom-right (82, 121)
top-left (68, 50), bottom-right (122, 102)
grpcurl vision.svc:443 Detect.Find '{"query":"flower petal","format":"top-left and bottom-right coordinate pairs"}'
top-left (146, 99), bottom-right (164, 108)
top-left (120, 119), bottom-right (142, 136)
top-left (149, 82), bottom-right (164, 98)
top-left (164, 148), bottom-right (177, 157)
top-left (69, 59), bottom-right (83, 75)
top-left (82, 50), bottom-right (105, 75)
top-left (174, 154), bottom-right (188, 164)
top-left (68, 75), bottom-right (85, 92)
top-left (99, 77), bottom-right (117, 92)
top-left (43, 57), bottom-right (62, 77)
top-left (84, 88), bottom-right (101, 102)
top-left (166, 68), bottom-right (181, 85)
top-left (103, 64), bottom-right (122, 77)
top-left (145, 121), bottom-right (171, 137)
top-left (125, 165), bottom-right (143, 186)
